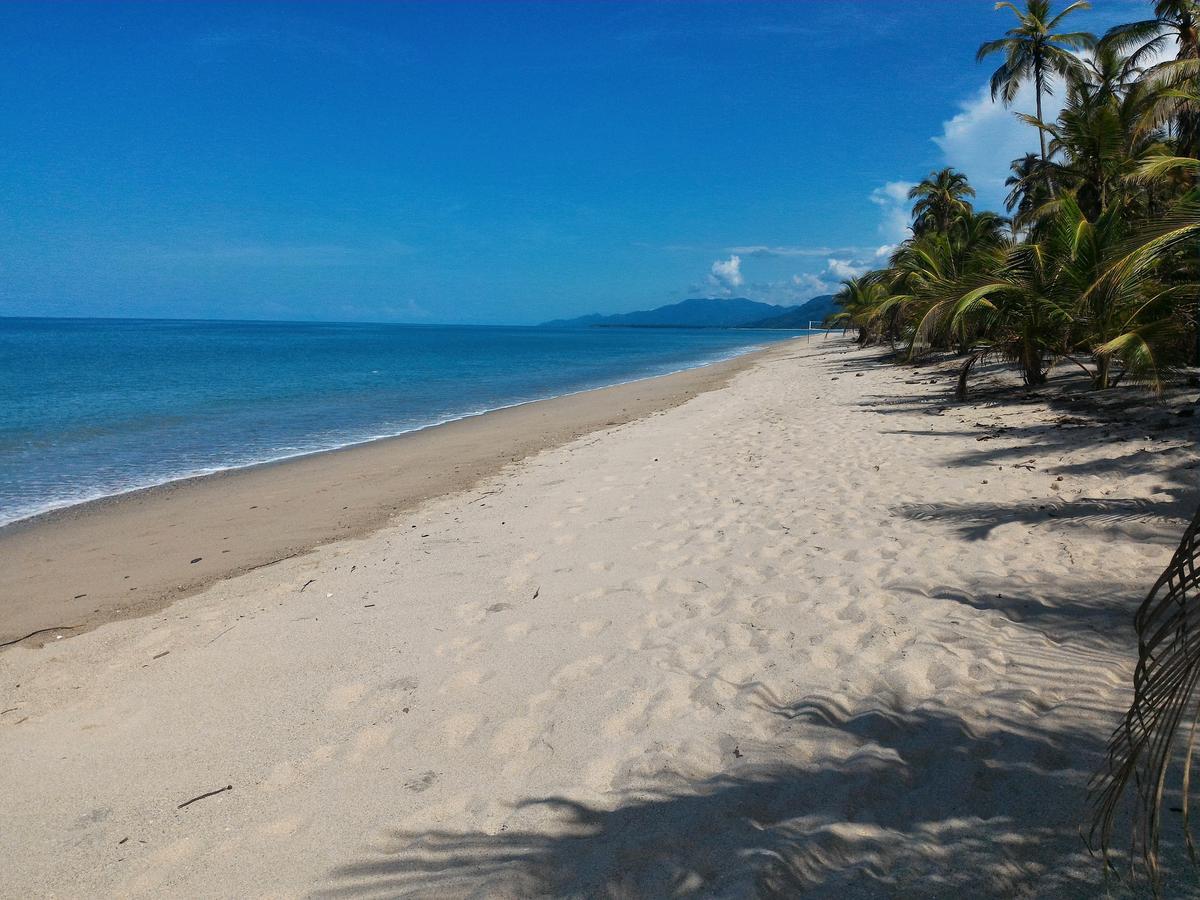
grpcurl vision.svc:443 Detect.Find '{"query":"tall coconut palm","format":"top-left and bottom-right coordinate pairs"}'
top-left (907, 168), bottom-right (976, 236)
top-left (977, 0), bottom-right (1096, 165)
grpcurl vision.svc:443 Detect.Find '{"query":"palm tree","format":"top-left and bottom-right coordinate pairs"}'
top-left (907, 168), bottom-right (976, 236)
top-left (830, 276), bottom-right (893, 345)
top-left (1044, 63), bottom-right (1161, 218)
top-left (1103, 0), bottom-right (1199, 71)
top-left (1104, 1), bottom-right (1200, 155)
top-left (977, 0), bottom-right (1096, 165)
top-left (949, 195), bottom-right (1200, 398)
top-left (1005, 152), bottom-right (1055, 232)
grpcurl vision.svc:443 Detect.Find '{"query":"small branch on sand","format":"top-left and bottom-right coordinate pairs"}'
top-left (177, 784), bottom-right (232, 809)
top-left (299, 579), bottom-right (316, 592)
top-left (206, 625), bottom-right (236, 645)
top-left (0, 625), bottom-right (82, 649)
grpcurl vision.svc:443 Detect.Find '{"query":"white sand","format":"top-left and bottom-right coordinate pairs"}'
top-left (3, 337), bottom-right (1195, 897)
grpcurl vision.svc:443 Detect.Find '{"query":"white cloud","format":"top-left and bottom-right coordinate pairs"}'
top-left (709, 254), bottom-right (744, 292)
top-left (870, 181), bottom-right (915, 242)
top-left (727, 244), bottom-right (867, 258)
top-left (875, 244), bottom-right (896, 259)
top-left (933, 44), bottom-right (1174, 209)
top-left (791, 272), bottom-right (829, 295)
top-left (932, 81), bottom-right (1054, 209)
top-left (823, 257), bottom-right (866, 281)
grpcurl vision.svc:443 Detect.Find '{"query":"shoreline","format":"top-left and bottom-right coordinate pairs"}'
top-left (0, 340), bottom-right (798, 647)
top-left (0, 338), bottom-right (788, 530)
top-left (3, 337), bottom-right (1191, 896)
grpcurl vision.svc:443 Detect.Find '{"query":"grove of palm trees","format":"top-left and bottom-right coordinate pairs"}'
top-left (832, 0), bottom-right (1200, 890)
top-left (835, 0), bottom-right (1198, 401)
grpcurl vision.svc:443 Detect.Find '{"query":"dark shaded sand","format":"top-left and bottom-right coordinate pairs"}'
top-left (0, 345), bottom-right (786, 647)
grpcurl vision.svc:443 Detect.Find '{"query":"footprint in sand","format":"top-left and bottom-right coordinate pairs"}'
top-left (434, 636), bottom-right (484, 662)
top-left (490, 717), bottom-right (538, 754)
top-left (324, 683), bottom-right (367, 711)
top-left (577, 619), bottom-right (610, 637)
top-left (439, 713), bottom-right (483, 748)
top-left (504, 620), bottom-right (533, 640)
top-left (348, 724), bottom-right (393, 762)
top-left (404, 771), bottom-right (438, 792)
top-left (550, 654), bottom-right (606, 686)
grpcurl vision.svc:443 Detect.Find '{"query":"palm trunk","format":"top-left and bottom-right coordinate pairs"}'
top-left (1021, 333), bottom-right (1046, 387)
top-left (1034, 58), bottom-right (1049, 174)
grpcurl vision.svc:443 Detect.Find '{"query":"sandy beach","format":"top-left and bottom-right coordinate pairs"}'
top-left (3, 337), bottom-right (1197, 897)
top-left (0, 349), bottom-right (759, 649)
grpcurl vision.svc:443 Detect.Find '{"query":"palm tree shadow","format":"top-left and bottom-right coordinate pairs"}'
top-left (313, 697), bottom-right (1156, 899)
top-left (897, 493), bottom-right (1191, 542)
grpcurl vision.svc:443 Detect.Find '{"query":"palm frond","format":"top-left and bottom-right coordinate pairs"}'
top-left (1089, 504), bottom-right (1200, 885)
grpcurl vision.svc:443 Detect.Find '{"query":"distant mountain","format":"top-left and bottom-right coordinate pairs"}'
top-left (541, 297), bottom-right (798, 329)
top-left (739, 294), bottom-right (837, 329)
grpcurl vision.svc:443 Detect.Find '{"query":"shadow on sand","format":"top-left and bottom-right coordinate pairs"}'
top-left (315, 693), bottom-right (1143, 898)
top-left (314, 348), bottom-right (1199, 898)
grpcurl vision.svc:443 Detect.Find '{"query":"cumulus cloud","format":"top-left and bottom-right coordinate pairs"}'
top-left (791, 272), bottom-right (829, 295)
top-left (870, 181), bottom-right (915, 242)
top-left (933, 45), bottom-right (1173, 209)
top-left (709, 254), bottom-right (744, 292)
top-left (931, 82), bottom-right (1053, 208)
top-left (823, 257), bottom-right (866, 281)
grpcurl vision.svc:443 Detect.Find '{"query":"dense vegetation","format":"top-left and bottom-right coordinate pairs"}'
top-left (831, 1), bottom-right (1200, 888)
top-left (832, 0), bottom-right (1200, 404)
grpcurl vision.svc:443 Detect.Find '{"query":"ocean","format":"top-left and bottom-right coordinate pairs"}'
top-left (0, 317), bottom-right (805, 526)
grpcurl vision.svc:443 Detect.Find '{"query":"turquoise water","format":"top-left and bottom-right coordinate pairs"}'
top-left (0, 317), bottom-right (804, 526)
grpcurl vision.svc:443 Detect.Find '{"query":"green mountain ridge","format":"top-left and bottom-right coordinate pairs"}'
top-left (541, 295), bottom-right (835, 329)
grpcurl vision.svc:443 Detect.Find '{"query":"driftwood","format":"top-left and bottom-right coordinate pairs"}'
top-left (177, 784), bottom-right (232, 809)
top-left (0, 625), bottom-right (82, 649)
top-left (1089, 502), bottom-right (1200, 888)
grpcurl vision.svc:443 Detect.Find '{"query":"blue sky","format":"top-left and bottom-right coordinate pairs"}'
top-left (0, 1), bottom-right (1147, 324)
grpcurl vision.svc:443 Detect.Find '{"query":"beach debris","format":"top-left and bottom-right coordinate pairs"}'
top-left (532, 587), bottom-right (540, 600)
top-left (0, 625), bottom-right (83, 649)
top-left (152, 651), bottom-right (169, 660)
top-left (189, 557), bottom-right (202, 564)
top-left (299, 579), bottom-right (315, 592)
top-left (206, 625), bottom-right (236, 645)
top-left (73, 593), bottom-right (86, 599)
top-left (177, 784), bottom-right (232, 809)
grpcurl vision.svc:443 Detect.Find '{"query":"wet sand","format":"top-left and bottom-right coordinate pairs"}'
top-left (0, 345), bottom-right (778, 647)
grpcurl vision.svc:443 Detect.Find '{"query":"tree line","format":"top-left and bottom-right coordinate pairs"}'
top-left (832, 0), bottom-right (1200, 404)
